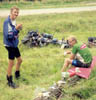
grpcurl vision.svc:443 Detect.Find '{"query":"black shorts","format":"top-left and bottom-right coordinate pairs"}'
top-left (5, 47), bottom-right (21, 60)
top-left (72, 59), bottom-right (91, 68)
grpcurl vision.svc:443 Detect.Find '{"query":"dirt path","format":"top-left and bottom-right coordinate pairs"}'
top-left (0, 6), bottom-right (96, 17)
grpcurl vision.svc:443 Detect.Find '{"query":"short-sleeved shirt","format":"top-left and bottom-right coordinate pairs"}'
top-left (72, 42), bottom-right (92, 63)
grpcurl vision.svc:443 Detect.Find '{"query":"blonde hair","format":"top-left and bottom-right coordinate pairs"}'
top-left (10, 6), bottom-right (19, 13)
top-left (67, 36), bottom-right (77, 43)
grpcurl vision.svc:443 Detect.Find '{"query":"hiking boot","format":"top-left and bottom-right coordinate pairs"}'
top-left (7, 75), bottom-right (18, 89)
top-left (7, 81), bottom-right (18, 89)
top-left (15, 71), bottom-right (20, 79)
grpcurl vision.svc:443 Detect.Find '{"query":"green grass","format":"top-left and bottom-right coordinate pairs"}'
top-left (0, 11), bottom-right (96, 100)
top-left (1, 0), bottom-right (96, 9)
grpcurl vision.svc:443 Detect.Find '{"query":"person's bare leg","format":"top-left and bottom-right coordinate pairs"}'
top-left (7, 59), bottom-right (14, 76)
top-left (7, 59), bottom-right (17, 88)
top-left (61, 58), bottom-right (72, 72)
top-left (16, 57), bottom-right (22, 71)
top-left (15, 57), bottom-right (22, 79)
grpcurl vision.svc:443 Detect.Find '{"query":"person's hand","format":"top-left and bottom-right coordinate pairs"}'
top-left (64, 52), bottom-right (67, 56)
top-left (64, 50), bottom-right (71, 56)
top-left (16, 24), bottom-right (22, 30)
top-left (66, 51), bottom-right (71, 54)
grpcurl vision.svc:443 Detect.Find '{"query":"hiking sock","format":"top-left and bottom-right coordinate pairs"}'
top-left (15, 71), bottom-right (20, 79)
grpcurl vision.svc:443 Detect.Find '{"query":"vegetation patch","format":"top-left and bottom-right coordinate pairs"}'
top-left (0, 11), bottom-right (96, 100)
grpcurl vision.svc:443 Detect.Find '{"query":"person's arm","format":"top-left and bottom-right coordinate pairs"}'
top-left (66, 50), bottom-right (72, 54)
top-left (70, 45), bottom-right (78, 60)
top-left (70, 53), bottom-right (75, 60)
top-left (12, 26), bottom-right (19, 36)
top-left (3, 21), bottom-right (14, 40)
top-left (8, 23), bottom-right (22, 39)
top-left (12, 24), bottom-right (22, 36)
top-left (8, 24), bottom-right (22, 38)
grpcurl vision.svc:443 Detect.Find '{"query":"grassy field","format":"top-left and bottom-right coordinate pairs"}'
top-left (1, 0), bottom-right (96, 9)
top-left (0, 11), bottom-right (96, 100)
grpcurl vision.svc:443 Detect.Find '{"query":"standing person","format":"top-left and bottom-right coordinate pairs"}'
top-left (61, 36), bottom-right (92, 72)
top-left (3, 6), bottom-right (22, 88)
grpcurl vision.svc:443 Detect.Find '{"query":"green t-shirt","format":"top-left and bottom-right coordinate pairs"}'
top-left (72, 42), bottom-right (92, 63)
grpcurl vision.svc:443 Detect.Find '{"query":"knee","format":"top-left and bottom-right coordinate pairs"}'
top-left (20, 59), bottom-right (22, 64)
top-left (65, 58), bottom-right (70, 63)
top-left (65, 58), bottom-right (71, 64)
top-left (18, 58), bottom-right (22, 64)
top-left (9, 60), bottom-right (14, 67)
